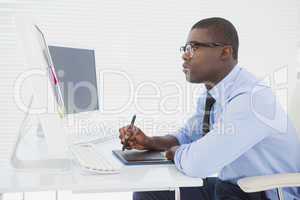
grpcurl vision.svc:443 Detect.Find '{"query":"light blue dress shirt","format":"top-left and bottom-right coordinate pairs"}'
top-left (173, 65), bottom-right (300, 199)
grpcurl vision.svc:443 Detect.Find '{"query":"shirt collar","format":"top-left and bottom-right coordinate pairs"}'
top-left (206, 64), bottom-right (241, 103)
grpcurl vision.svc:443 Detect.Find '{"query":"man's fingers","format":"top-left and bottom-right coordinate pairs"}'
top-left (119, 125), bottom-right (142, 150)
top-left (165, 150), bottom-right (172, 160)
top-left (119, 127), bottom-right (134, 139)
top-left (126, 125), bottom-right (139, 133)
top-left (132, 144), bottom-right (145, 150)
top-left (125, 132), bottom-right (134, 144)
top-left (129, 140), bottom-right (145, 150)
top-left (127, 132), bottom-right (137, 142)
top-left (128, 141), bottom-right (134, 147)
top-left (119, 128), bottom-right (127, 143)
top-left (125, 146), bottom-right (132, 150)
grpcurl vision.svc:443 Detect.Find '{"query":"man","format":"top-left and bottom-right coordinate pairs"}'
top-left (119, 17), bottom-right (300, 200)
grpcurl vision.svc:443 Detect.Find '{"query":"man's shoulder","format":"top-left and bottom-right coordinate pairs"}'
top-left (227, 68), bottom-right (272, 102)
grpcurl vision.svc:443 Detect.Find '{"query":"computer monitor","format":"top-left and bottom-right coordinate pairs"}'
top-left (14, 17), bottom-right (69, 166)
top-left (48, 46), bottom-right (99, 114)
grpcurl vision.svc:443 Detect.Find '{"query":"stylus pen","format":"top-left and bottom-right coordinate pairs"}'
top-left (122, 114), bottom-right (136, 151)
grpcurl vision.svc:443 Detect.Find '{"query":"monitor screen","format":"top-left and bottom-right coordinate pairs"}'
top-left (48, 46), bottom-right (99, 114)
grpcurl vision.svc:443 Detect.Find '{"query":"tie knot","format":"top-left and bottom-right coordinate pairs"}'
top-left (206, 93), bottom-right (216, 106)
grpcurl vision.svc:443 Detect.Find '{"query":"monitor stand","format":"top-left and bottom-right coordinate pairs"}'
top-left (10, 97), bottom-right (71, 171)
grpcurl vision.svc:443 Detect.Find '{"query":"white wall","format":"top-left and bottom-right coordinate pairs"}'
top-left (0, 0), bottom-right (299, 178)
top-left (0, 1), bottom-right (299, 199)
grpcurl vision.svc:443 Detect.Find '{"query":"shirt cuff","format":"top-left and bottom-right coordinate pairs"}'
top-left (174, 144), bottom-right (188, 172)
top-left (171, 131), bottom-right (186, 145)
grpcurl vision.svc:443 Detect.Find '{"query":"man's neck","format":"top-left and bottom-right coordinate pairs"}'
top-left (205, 62), bottom-right (237, 90)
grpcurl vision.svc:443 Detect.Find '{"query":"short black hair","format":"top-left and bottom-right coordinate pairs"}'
top-left (191, 17), bottom-right (239, 60)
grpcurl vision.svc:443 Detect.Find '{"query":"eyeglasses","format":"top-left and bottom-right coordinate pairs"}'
top-left (180, 42), bottom-right (227, 58)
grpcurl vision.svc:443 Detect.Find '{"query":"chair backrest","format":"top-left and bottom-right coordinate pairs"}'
top-left (288, 71), bottom-right (300, 139)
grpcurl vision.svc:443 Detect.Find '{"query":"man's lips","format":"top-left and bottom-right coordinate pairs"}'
top-left (182, 63), bottom-right (191, 73)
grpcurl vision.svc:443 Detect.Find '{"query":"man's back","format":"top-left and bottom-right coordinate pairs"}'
top-left (172, 65), bottom-right (300, 199)
top-left (217, 66), bottom-right (300, 199)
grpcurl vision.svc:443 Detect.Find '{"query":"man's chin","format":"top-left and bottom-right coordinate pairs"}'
top-left (185, 75), bottom-right (203, 83)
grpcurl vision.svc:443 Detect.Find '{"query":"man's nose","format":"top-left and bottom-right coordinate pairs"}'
top-left (182, 52), bottom-right (190, 61)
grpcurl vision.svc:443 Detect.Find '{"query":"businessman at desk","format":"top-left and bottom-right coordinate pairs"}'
top-left (119, 17), bottom-right (300, 200)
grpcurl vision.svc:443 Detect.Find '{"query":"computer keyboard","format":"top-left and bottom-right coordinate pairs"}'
top-left (70, 132), bottom-right (119, 145)
top-left (70, 144), bottom-right (121, 174)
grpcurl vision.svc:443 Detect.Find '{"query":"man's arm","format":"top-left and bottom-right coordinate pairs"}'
top-left (174, 89), bottom-right (278, 177)
top-left (119, 126), bottom-right (179, 151)
top-left (146, 135), bottom-right (180, 151)
top-left (172, 95), bottom-right (206, 146)
top-left (153, 105), bottom-right (206, 153)
top-left (155, 111), bottom-right (206, 157)
top-left (119, 96), bottom-right (205, 151)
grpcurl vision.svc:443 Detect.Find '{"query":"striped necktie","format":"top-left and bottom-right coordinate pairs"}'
top-left (202, 93), bottom-right (216, 135)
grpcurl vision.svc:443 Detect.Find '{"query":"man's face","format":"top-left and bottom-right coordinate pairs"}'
top-left (182, 28), bottom-right (223, 84)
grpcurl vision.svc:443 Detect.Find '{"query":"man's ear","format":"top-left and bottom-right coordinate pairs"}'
top-left (220, 46), bottom-right (233, 60)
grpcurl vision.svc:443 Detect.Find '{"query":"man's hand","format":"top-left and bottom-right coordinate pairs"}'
top-left (165, 146), bottom-right (180, 161)
top-left (119, 125), bottom-right (151, 150)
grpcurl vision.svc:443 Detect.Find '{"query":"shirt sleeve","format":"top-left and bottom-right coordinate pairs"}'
top-left (172, 95), bottom-right (206, 145)
top-left (174, 87), bottom-right (279, 177)
top-left (172, 113), bottom-right (205, 145)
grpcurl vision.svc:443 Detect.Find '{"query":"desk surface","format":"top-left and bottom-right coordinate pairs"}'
top-left (0, 138), bottom-right (203, 194)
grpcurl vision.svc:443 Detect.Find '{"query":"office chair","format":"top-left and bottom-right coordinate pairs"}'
top-left (237, 71), bottom-right (300, 200)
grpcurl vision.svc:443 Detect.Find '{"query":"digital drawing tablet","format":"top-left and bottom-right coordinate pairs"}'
top-left (112, 149), bottom-right (173, 165)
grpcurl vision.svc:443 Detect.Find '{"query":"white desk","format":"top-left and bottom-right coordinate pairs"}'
top-left (0, 137), bottom-right (203, 200)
